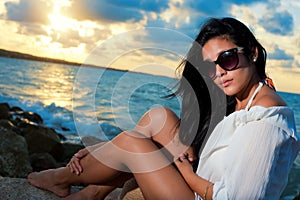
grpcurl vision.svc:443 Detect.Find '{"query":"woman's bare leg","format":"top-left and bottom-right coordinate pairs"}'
top-left (63, 172), bottom-right (133, 200)
top-left (28, 132), bottom-right (194, 199)
top-left (62, 185), bottom-right (116, 200)
top-left (27, 107), bottom-right (194, 199)
top-left (27, 135), bottom-right (134, 197)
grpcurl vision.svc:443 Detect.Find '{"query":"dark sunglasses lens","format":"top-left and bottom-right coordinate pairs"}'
top-left (219, 51), bottom-right (238, 70)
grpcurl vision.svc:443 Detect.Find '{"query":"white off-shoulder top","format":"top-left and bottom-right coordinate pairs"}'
top-left (195, 106), bottom-right (300, 199)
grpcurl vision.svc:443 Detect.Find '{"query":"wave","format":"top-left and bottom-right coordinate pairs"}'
top-left (0, 93), bottom-right (123, 143)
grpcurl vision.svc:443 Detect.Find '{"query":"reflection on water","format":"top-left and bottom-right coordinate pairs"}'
top-left (0, 57), bottom-right (181, 132)
top-left (0, 58), bottom-right (78, 109)
top-left (26, 63), bottom-right (76, 109)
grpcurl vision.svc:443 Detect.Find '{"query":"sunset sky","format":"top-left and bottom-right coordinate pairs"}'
top-left (1, 0), bottom-right (300, 93)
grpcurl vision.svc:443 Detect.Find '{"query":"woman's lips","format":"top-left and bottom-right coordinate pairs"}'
top-left (222, 79), bottom-right (232, 87)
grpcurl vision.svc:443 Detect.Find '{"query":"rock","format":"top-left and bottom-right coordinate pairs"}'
top-left (10, 108), bottom-right (44, 131)
top-left (120, 178), bottom-right (144, 200)
top-left (0, 127), bottom-right (32, 178)
top-left (81, 135), bottom-right (105, 146)
top-left (0, 176), bottom-right (81, 200)
top-left (0, 103), bottom-right (11, 120)
top-left (9, 106), bottom-right (43, 125)
top-left (29, 153), bottom-right (58, 172)
top-left (11, 117), bottom-right (28, 129)
top-left (13, 111), bottom-right (43, 125)
top-left (60, 142), bottom-right (84, 165)
top-left (10, 106), bottom-right (23, 112)
top-left (22, 124), bottom-right (64, 161)
top-left (0, 103), bottom-right (145, 199)
top-left (0, 176), bottom-right (144, 200)
top-left (57, 132), bottom-right (67, 141)
top-left (0, 119), bottom-right (20, 134)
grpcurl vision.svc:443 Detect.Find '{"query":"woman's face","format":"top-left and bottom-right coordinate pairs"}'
top-left (202, 37), bottom-right (258, 97)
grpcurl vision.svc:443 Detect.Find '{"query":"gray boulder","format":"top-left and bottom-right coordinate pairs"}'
top-left (0, 103), bottom-right (11, 120)
top-left (29, 153), bottom-right (58, 172)
top-left (0, 176), bottom-right (61, 200)
top-left (22, 124), bottom-right (64, 161)
top-left (0, 127), bottom-right (32, 177)
top-left (0, 176), bottom-right (142, 200)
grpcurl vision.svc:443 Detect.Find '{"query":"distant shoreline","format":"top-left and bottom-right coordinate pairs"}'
top-left (0, 48), bottom-right (132, 74)
top-left (0, 49), bottom-right (178, 78)
top-left (0, 48), bottom-right (82, 66)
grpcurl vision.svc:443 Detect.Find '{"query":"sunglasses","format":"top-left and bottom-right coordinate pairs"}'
top-left (205, 47), bottom-right (244, 79)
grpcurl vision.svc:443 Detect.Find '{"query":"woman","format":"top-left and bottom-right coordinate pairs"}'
top-left (174, 17), bottom-right (300, 199)
top-left (27, 17), bottom-right (300, 199)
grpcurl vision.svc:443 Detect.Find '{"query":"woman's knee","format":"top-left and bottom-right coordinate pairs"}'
top-left (114, 131), bottom-right (157, 153)
top-left (135, 107), bottom-right (179, 137)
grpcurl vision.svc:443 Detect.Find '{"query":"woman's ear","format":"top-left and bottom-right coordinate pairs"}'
top-left (252, 47), bottom-right (258, 62)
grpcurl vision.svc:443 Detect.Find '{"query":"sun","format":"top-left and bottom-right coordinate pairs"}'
top-left (46, 0), bottom-right (77, 32)
top-left (46, 0), bottom-right (98, 37)
top-left (48, 14), bottom-right (73, 32)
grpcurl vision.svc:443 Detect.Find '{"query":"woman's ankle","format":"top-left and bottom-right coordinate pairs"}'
top-left (53, 167), bottom-right (72, 186)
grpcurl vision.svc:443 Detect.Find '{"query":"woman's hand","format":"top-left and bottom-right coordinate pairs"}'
top-left (66, 147), bottom-right (90, 175)
top-left (184, 146), bottom-right (197, 162)
top-left (174, 151), bottom-right (195, 181)
top-left (66, 142), bottom-right (105, 175)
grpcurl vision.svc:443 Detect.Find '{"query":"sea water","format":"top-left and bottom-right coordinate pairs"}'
top-left (0, 57), bottom-right (181, 141)
top-left (0, 57), bottom-right (299, 198)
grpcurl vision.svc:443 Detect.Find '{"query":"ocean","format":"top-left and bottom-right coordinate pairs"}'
top-left (0, 57), bottom-right (299, 199)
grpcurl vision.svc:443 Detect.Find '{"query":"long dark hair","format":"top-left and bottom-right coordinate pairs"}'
top-left (170, 41), bottom-right (227, 170)
top-left (171, 17), bottom-right (267, 170)
top-left (198, 17), bottom-right (267, 80)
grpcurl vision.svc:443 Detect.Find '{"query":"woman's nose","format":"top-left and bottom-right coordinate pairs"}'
top-left (215, 64), bottom-right (226, 77)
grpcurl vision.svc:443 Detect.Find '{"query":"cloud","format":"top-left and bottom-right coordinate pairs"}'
top-left (4, 0), bottom-right (53, 24)
top-left (146, 3), bottom-right (186, 27)
top-left (63, 0), bottom-right (169, 23)
top-left (16, 22), bottom-right (48, 36)
top-left (48, 27), bottom-right (111, 50)
top-left (295, 37), bottom-right (300, 49)
top-left (259, 10), bottom-right (294, 35)
top-left (63, 0), bottom-right (141, 22)
top-left (268, 45), bottom-right (293, 61)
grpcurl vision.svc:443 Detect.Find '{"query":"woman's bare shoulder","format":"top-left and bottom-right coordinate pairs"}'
top-left (254, 87), bottom-right (286, 108)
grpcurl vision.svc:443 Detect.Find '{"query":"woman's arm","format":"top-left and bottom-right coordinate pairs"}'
top-left (67, 142), bottom-right (106, 174)
top-left (213, 121), bottom-right (292, 199)
top-left (175, 118), bottom-right (295, 199)
top-left (175, 156), bottom-right (214, 200)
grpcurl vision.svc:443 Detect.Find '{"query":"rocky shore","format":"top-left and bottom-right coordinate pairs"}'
top-left (1, 102), bottom-right (299, 200)
top-left (0, 102), bottom-right (85, 177)
top-left (0, 102), bottom-right (143, 199)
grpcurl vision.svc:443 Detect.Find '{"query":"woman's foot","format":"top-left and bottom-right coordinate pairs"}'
top-left (27, 168), bottom-right (71, 197)
top-left (63, 185), bottom-right (116, 200)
